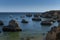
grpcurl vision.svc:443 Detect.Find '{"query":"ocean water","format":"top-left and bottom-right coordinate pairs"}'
top-left (0, 13), bottom-right (58, 40)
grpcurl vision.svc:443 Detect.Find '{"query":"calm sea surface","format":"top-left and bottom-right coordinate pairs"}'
top-left (0, 13), bottom-right (58, 40)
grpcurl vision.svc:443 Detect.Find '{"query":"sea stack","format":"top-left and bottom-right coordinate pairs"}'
top-left (3, 19), bottom-right (22, 32)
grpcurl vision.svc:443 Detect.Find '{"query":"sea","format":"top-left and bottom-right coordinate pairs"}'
top-left (0, 12), bottom-right (58, 40)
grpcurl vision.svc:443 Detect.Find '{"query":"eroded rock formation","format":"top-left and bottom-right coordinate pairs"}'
top-left (3, 19), bottom-right (22, 32)
top-left (46, 26), bottom-right (60, 40)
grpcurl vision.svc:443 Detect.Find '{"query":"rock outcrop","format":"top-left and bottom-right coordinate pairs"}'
top-left (46, 26), bottom-right (60, 40)
top-left (41, 10), bottom-right (60, 19)
top-left (3, 19), bottom-right (22, 32)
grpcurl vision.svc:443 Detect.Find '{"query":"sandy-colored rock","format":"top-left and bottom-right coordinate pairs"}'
top-left (46, 26), bottom-right (60, 40)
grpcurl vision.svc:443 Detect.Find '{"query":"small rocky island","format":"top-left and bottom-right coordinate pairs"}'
top-left (32, 17), bottom-right (41, 21)
top-left (3, 19), bottom-right (22, 32)
top-left (21, 19), bottom-right (28, 23)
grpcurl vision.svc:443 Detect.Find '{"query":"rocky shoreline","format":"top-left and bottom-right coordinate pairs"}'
top-left (45, 25), bottom-right (60, 40)
top-left (0, 10), bottom-right (60, 40)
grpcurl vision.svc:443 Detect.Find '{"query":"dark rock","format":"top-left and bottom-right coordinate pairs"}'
top-left (41, 10), bottom-right (60, 19)
top-left (0, 31), bottom-right (1, 33)
top-left (56, 32), bottom-right (60, 40)
top-left (51, 26), bottom-right (57, 32)
top-left (41, 21), bottom-right (52, 26)
top-left (32, 17), bottom-right (41, 21)
top-left (21, 19), bottom-right (28, 23)
top-left (3, 26), bottom-right (12, 32)
top-left (3, 26), bottom-right (22, 32)
top-left (57, 19), bottom-right (60, 22)
top-left (2, 19), bottom-right (22, 32)
top-left (26, 14), bottom-right (32, 17)
top-left (0, 21), bottom-right (4, 26)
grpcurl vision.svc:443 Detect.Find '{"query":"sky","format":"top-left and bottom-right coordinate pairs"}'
top-left (0, 0), bottom-right (60, 12)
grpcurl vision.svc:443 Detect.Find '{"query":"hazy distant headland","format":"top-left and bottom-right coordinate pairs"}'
top-left (43, 10), bottom-right (60, 13)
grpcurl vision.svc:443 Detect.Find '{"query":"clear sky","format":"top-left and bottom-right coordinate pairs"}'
top-left (0, 0), bottom-right (60, 12)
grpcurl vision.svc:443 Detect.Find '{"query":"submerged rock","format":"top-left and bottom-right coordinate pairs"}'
top-left (0, 20), bottom-right (4, 26)
top-left (2, 19), bottom-right (22, 32)
top-left (21, 19), bottom-right (28, 23)
top-left (32, 17), bottom-right (41, 21)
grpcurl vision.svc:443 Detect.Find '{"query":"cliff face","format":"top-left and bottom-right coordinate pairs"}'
top-left (46, 26), bottom-right (60, 40)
